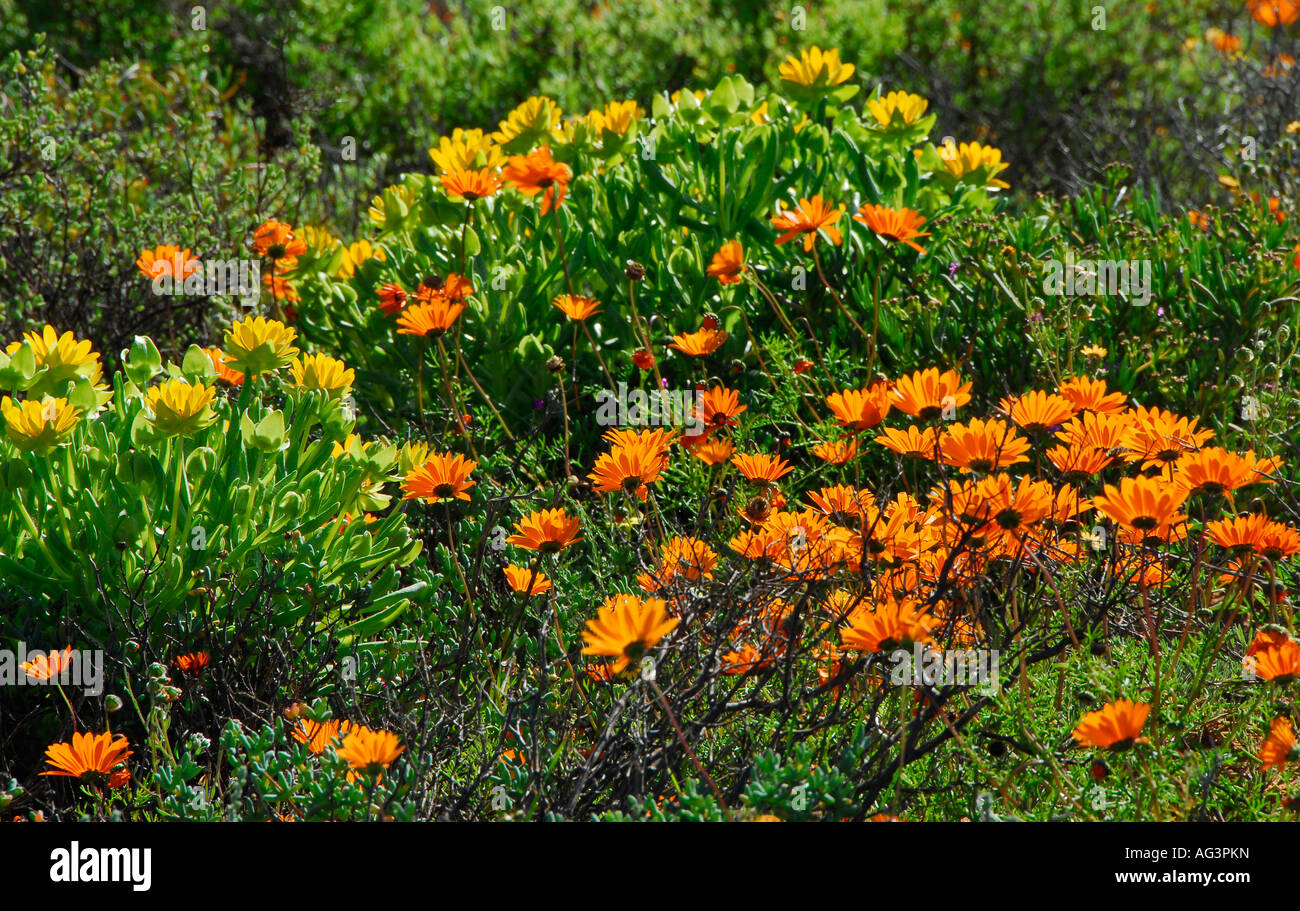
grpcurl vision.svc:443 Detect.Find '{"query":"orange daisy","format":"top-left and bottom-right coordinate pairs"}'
top-left (696, 385), bottom-right (747, 430)
top-left (1058, 376), bottom-right (1127, 415)
top-left (891, 368), bottom-right (972, 419)
top-left (507, 508), bottom-right (583, 553)
top-left (402, 452), bottom-right (478, 503)
top-left (204, 347), bottom-right (245, 385)
top-left (503, 564), bottom-right (553, 596)
top-left (939, 418), bottom-right (1030, 472)
top-left (502, 146), bottom-right (571, 213)
top-left (670, 327), bottom-right (728, 356)
top-left (853, 204), bottom-right (931, 254)
top-left (1093, 476), bottom-right (1188, 532)
top-left (395, 298), bottom-right (466, 336)
top-left (41, 732), bottom-right (132, 786)
top-left (693, 437), bottom-right (735, 465)
top-left (580, 593), bottom-right (679, 673)
top-left (839, 598), bottom-right (938, 653)
top-left (173, 652), bottom-right (210, 675)
top-left (553, 294), bottom-right (602, 320)
top-left (337, 727), bottom-right (404, 780)
top-left (826, 382), bottom-right (893, 431)
top-left (770, 195), bottom-right (843, 251)
top-left (874, 425), bottom-right (938, 459)
top-left (1260, 717), bottom-right (1299, 771)
top-left (811, 438), bottom-right (859, 464)
top-left (1000, 390), bottom-right (1077, 433)
top-left (376, 282), bottom-right (408, 316)
top-left (251, 219), bottom-right (307, 261)
top-left (20, 646), bottom-right (75, 681)
top-left (731, 452), bottom-right (795, 485)
top-left (1175, 447), bottom-right (1282, 496)
top-left (293, 718), bottom-right (356, 755)
top-left (589, 436), bottom-right (669, 500)
top-left (1072, 700), bottom-right (1150, 750)
top-left (707, 240), bottom-right (746, 284)
top-left (135, 244), bottom-right (200, 281)
top-left (1251, 639), bottom-right (1300, 683)
top-left (440, 167), bottom-right (502, 201)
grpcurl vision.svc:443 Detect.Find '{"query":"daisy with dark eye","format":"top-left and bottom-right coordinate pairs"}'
top-left (402, 452), bottom-right (478, 503)
top-left (507, 508), bottom-right (583, 553)
top-left (1071, 700), bottom-right (1150, 751)
top-left (580, 593), bottom-right (679, 674)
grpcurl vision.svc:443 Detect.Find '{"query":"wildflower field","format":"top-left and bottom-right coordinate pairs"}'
top-left (2, 0), bottom-right (1300, 845)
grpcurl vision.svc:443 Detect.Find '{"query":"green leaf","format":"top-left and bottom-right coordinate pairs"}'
top-left (181, 344), bottom-right (216, 382)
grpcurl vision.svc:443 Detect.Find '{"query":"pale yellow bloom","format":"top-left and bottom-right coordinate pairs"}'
top-left (866, 91), bottom-right (929, 129)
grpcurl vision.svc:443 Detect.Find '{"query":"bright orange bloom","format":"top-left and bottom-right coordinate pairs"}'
top-left (20, 646), bottom-right (74, 681)
top-left (1093, 476), bottom-right (1188, 532)
top-left (503, 565), bottom-right (553, 596)
top-left (402, 452), bottom-right (478, 503)
top-left (502, 145), bottom-right (571, 213)
top-left (1260, 717), bottom-right (1298, 771)
top-left (891, 368), bottom-right (972, 419)
top-left (337, 727), bottom-right (404, 779)
top-left (1056, 410), bottom-right (1130, 452)
top-left (707, 240), bottom-right (746, 284)
top-left (589, 435), bottom-right (669, 500)
top-left (1250, 639), bottom-right (1300, 683)
top-left (1120, 406), bottom-right (1214, 469)
top-left (770, 195), bottom-right (843, 251)
top-left (1248, 628), bottom-right (1292, 657)
top-left (939, 418), bottom-right (1030, 472)
top-left (1248, 0), bottom-right (1300, 26)
top-left (641, 536), bottom-right (719, 589)
top-left (603, 426), bottom-right (678, 453)
top-left (807, 484), bottom-right (875, 521)
top-left (427, 273), bottom-right (475, 301)
top-left (811, 438), bottom-right (859, 464)
top-left (980, 473), bottom-right (1055, 538)
top-left (1175, 447), bottom-right (1281, 496)
top-left (826, 383), bottom-right (893, 431)
top-left (41, 732), bottom-right (132, 785)
top-left (1058, 376), bottom-right (1127, 414)
top-left (553, 294), bottom-right (602, 320)
top-left (696, 385), bottom-right (747, 430)
top-left (1000, 390), bottom-right (1077, 433)
top-left (1206, 513), bottom-right (1300, 561)
top-left (693, 437), bottom-right (735, 465)
top-left (731, 452), bottom-right (794, 485)
top-left (633, 348), bottom-right (656, 370)
top-left (376, 282), bottom-right (408, 316)
top-left (1046, 443), bottom-right (1113, 480)
top-left (875, 425), bottom-right (939, 459)
top-left (251, 219), bottom-right (307, 261)
top-left (135, 245), bottom-right (200, 281)
top-left (173, 652), bottom-right (210, 675)
top-left (395, 298), bottom-right (466, 336)
top-left (1072, 700), bottom-right (1150, 750)
top-left (440, 167), bottom-right (502, 200)
top-left (293, 718), bottom-right (356, 754)
top-left (722, 644), bottom-right (769, 675)
top-left (670, 327), bottom-right (728, 356)
top-left (581, 593), bottom-right (679, 673)
top-left (507, 508), bottom-right (583, 553)
top-left (839, 598), bottom-right (937, 653)
top-left (204, 347), bottom-right (245, 385)
top-left (853, 204), bottom-right (931, 254)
